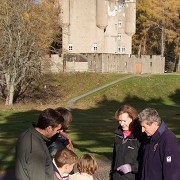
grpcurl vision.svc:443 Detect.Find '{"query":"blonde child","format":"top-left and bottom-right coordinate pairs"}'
top-left (53, 148), bottom-right (78, 180)
top-left (69, 153), bottom-right (98, 180)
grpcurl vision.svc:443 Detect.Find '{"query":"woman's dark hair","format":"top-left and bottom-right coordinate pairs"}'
top-left (55, 107), bottom-right (72, 131)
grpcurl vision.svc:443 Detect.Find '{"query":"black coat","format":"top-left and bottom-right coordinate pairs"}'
top-left (110, 126), bottom-right (143, 180)
top-left (47, 133), bottom-right (69, 158)
top-left (141, 121), bottom-right (180, 180)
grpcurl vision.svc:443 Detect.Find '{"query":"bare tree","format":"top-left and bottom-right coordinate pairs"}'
top-left (0, 0), bottom-right (61, 105)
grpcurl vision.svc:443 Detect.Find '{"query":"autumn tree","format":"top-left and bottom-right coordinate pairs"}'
top-left (133, 0), bottom-right (179, 69)
top-left (0, 0), bottom-right (61, 105)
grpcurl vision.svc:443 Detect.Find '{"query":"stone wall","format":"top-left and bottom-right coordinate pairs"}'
top-left (51, 53), bottom-right (165, 74)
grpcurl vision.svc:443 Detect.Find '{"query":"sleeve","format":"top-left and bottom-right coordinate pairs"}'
top-left (29, 138), bottom-right (54, 180)
top-left (48, 133), bottom-right (69, 158)
top-left (130, 140), bottom-right (141, 173)
top-left (15, 133), bottom-right (30, 180)
top-left (163, 134), bottom-right (180, 180)
top-left (16, 131), bottom-right (54, 180)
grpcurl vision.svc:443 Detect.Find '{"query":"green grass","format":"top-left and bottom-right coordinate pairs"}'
top-left (26, 72), bottom-right (128, 106)
top-left (0, 73), bottom-right (179, 170)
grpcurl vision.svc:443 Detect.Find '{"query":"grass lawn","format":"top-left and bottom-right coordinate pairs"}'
top-left (0, 73), bottom-right (179, 170)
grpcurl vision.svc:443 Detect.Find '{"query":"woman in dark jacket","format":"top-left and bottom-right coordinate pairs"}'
top-left (47, 107), bottom-right (74, 158)
top-left (110, 104), bottom-right (144, 180)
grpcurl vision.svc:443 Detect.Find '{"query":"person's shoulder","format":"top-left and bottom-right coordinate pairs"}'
top-left (162, 128), bottom-right (177, 140)
top-left (69, 173), bottom-right (93, 180)
top-left (69, 173), bottom-right (81, 179)
top-left (17, 127), bottom-right (32, 140)
top-left (16, 127), bottom-right (34, 150)
top-left (164, 128), bottom-right (176, 138)
top-left (161, 128), bottom-right (179, 149)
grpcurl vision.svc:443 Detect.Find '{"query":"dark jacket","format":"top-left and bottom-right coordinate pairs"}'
top-left (15, 126), bottom-right (54, 180)
top-left (110, 126), bottom-right (143, 180)
top-left (141, 121), bottom-right (180, 180)
top-left (47, 132), bottom-right (69, 158)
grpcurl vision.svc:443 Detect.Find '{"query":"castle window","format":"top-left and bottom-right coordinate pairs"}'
top-left (122, 46), bottom-right (126, 53)
top-left (150, 62), bottom-right (152, 67)
top-left (68, 43), bottom-right (73, 51)
top-left (93, 43), bottom-right (97, 51)
top-left (117, 46), bottom-right (126, 54)
top-left (117, 33), bottom-right (122, 40)
top-left (118, 20), bottom-right (122, 28)
top-left (118, 46), bottom-right (121, 53)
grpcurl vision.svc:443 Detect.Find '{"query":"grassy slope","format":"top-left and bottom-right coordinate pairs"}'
top-left (0, 73), bottom-right (179, 170)
top-left (25, 72), bottom-right (127, 107)
top-left (70, 74), bottom-right (180, 157)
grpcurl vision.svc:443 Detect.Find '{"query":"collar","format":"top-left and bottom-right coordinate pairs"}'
top-left (151, 121), bottom-right (167, 141)
top-left (29, 125), bottom-right (50, 142)
top-left (53, 159), bottom-right (69, 179)
top-left (115, 127), bottom-right (134, 139)
top-left (123, 130), bottom-right (132, 138)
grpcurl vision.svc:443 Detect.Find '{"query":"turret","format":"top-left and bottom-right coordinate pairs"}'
top-left (96, 0), bottom-right (108, 29)
top-left (59, 0), bottom-right (70, 26)
top-left (124, 0), bottom-right (136, 36)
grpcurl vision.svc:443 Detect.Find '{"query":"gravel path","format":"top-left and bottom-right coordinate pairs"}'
top-left (94, 157), bottom-right (111, 180)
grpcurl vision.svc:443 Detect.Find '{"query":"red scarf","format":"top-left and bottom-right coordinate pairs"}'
top-left (123, 130), bottom-right (131, 138)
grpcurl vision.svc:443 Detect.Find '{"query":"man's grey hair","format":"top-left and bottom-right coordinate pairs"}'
top-left (138, 108), bottom-right (161, 126)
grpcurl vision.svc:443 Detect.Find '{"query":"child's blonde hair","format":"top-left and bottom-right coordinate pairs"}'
top-left (55, 148), bottom-right (78, 168)
top-left (77, 154), bottom-right (98, 175)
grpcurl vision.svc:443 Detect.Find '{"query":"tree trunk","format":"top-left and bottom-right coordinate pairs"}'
top-left (138, 40), bottom-right (142, 57)
top-left (174, 57), bottom-right (179, 72)
top-left (142, 38), bottom-right (146, 55)
top-left (5, 74), bottom-right (15, 105)
top-left (5, 83), bottom-right (15, 105)
top-left (161, 26), bottom-right (165, 60)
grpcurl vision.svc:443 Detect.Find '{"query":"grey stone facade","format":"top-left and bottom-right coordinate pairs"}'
top-left (50, 0), bottom-right (165, 74)
top-left (59, 0), bottom-right (136, 55)
top-left (50, 54), bottom-right (164, 74)
top-left (63, 54), bottom-right (164, 74)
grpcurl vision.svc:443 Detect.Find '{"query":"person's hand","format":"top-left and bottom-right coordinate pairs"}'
top-left (117, 164), bottom-right (132, 174)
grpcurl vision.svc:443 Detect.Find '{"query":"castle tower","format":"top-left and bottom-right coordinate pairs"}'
top-left (124, 0), bottom-right (136, 36)
top-left (96, 0), bottom-right (108, 29)
top-left (58, 0), bottom-right (136, 55)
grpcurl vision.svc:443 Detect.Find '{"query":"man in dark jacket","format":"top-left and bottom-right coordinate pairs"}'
top-left (15, 108), bottom-right (64, 180)
top-left (138, 108), bottom-right (180, 180)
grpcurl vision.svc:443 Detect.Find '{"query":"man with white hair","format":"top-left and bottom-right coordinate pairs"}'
top-left (138, 108), bottom-right (180, 180)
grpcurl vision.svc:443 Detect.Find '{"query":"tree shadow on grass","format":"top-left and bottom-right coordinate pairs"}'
top-left (0, 88), bottom-right (179, 179)
top-left (70, 89), bottom-right (180, 159)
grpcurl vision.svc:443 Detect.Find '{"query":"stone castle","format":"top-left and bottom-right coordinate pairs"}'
top-left (50, 0), bottom-right (164, 74)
